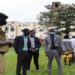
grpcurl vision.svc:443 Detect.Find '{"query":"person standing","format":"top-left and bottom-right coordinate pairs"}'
top-left (63, 38), bottom-right (73, 66)
top-left (0, 29), bottom-right (13, 75)
top-left (14, 28), bottom-right (29, 75)
top-left (0, 12), bottom-right (13, 75)
top-left (28, 30), bottom-right (41, 71)
top-left (45, 28), bottom-right (65, 75)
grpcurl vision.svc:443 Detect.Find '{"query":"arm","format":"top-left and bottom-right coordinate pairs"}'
top-left (68, 41), bottom-right (74, 51)
top-left (44, 37), bottom-right (49, 53)
top-left (13, 36), bottom-right (19, 54)
top-left (34, 37), bottom-right (41, 50)
top-left (44, 37), bottom-right (49, 56)
top-left (0, 40), bottom-right (12, 46)
top-left (59, 36), bottom-right (65, 52)
top-left (37, 38), bottom-right (41, 49)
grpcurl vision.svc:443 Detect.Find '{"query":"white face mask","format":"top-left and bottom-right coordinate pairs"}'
top-left (49, 32), bottom-right (55, 35)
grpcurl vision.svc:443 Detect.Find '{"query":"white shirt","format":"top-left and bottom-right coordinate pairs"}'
top-left (63, 39), bottom-right (73, 51)
top-left (23, 36), bottom-right (28, 51)
top-left (70, 38), bottom-right (75, 51)
top-left (70, 38), bottom-right (75, 56)
top-left (30, 37), bottom-right (35, 48)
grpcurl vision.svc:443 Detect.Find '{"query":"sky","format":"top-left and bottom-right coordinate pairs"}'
top-left (0, 0), bottom-right (75, 22)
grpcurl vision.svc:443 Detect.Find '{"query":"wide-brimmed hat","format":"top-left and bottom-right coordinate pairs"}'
top-left (22, 28), bottom-right (29, 33)
top-left (0, 12), bottom-right (8, 26)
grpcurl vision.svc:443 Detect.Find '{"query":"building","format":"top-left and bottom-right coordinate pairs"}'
top-left (2, 21), bottom-right (47, 39)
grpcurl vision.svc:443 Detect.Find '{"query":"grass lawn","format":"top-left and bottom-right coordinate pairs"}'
top-left (5, 47), bottom-right (75, 75)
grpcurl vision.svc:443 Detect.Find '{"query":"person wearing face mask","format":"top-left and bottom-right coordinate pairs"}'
top-left (14, 28), bottom-right (29, 75)
top-left (27, 30), bottom-right (41, 71)
top-left (45, 28), bottom-right (65, 75)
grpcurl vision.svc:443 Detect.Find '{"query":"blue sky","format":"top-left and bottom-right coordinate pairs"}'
top-left (0, 0), bottom-right (75, 22)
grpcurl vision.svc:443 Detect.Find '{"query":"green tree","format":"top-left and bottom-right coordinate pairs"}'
top-left (37, 5), bottom-right (53, 28)
top-left (58, 5), bottom-right (75, 36)
top-left (38, 4), bottom-right (75, 36)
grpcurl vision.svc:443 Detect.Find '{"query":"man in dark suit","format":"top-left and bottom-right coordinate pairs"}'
top-left (28, 30), bottom-right (41, 71)
top-left (14, 28), bottom-right (29, 75)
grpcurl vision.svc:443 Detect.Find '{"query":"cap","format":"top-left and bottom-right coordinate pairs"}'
top-left (0, 12), bottom-right (8, 26)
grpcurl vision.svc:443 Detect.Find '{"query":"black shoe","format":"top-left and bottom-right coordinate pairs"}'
top-left (69, 63), bottom-right (71, 66)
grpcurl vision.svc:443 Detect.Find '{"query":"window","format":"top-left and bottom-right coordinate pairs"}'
top-left (55, 3), bottom-right (59, 8)
top-left (5, 27), bottom-right (8, 32)
top-left (39, 29), bottom-right (43, 32)
top-left (11, 26), bottom-right (14, 31)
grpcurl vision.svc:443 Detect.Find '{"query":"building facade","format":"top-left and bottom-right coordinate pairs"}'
top-left (2, 21), bottom-right (47, 39)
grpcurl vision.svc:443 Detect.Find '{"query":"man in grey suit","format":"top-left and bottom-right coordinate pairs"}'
top-left (45, 28), bottom-right (65, 75)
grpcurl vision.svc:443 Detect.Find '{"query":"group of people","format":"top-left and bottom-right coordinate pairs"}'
top-left (0, 13), bottom-right (74, 75)
top-left (14, 29), bottom-right (41, 75)
top-left (13, 28), bottom-right (66, 75)
top-left (0, 27), bottom-right (75, 75)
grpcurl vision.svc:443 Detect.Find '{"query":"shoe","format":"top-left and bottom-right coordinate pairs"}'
top-left (36, 69), bottom-right (40, 72)
top-left (69, 63), bottom-right (71, 66)
top-left (27, 70), bottom-right (30, 72)
top-left (27, 70), bottom-right (30, 75)
top-left (48, 70), bottom-right (51, 75)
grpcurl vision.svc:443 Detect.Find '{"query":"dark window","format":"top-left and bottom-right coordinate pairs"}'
top-left (39, 29), bottom-right (43, 32)
top-left (11, 26), bottom-right (14, 31)
top-left (55, 3), bottom-right (59, 8)
top-left (5, 27), bottom-right (8, 32)
top-left (19, 25), bottom-right (21, 26)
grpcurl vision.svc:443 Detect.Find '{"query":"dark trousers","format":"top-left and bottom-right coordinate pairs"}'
top-left (28, 50), bottom-right (39, 70)
top-left (16, 51), bottom-right (29, 75)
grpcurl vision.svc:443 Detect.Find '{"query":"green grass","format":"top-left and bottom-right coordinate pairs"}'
top-left (5, 47), bottom-right (75, 75)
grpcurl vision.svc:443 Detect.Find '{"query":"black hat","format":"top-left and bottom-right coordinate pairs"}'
top-left (29, 30), bottom-right (35, 34)
top-left (22, 28), bottom-right (29, 33)
top-left (0, 12), bottom-right (8, 26)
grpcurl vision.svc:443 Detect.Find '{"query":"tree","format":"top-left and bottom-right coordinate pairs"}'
top-left (37, 5), bottom-right (53, 28)
top-left (58, 4), bottom-right (75, 36)
top-left (38, 3), bottom-right (75, 36)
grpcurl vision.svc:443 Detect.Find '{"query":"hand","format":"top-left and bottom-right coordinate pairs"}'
top-left (32, 49), bottom-right (36, 52)
top-left (30, 48), bottom-right (36, 52)
top-left (36, 48), bottom-right (38, 50)
top-left (30, 48), bottom-right (33, 51)
top-left (6, 40), bottom-right (13, 47)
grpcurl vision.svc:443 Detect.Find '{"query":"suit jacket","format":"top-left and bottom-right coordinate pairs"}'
top-left (45, 33), bottom-right (65, 52)
top-left (28, 37), bottom-right (41, 51)
top-left (14, 35), bottom-right (29, 54)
